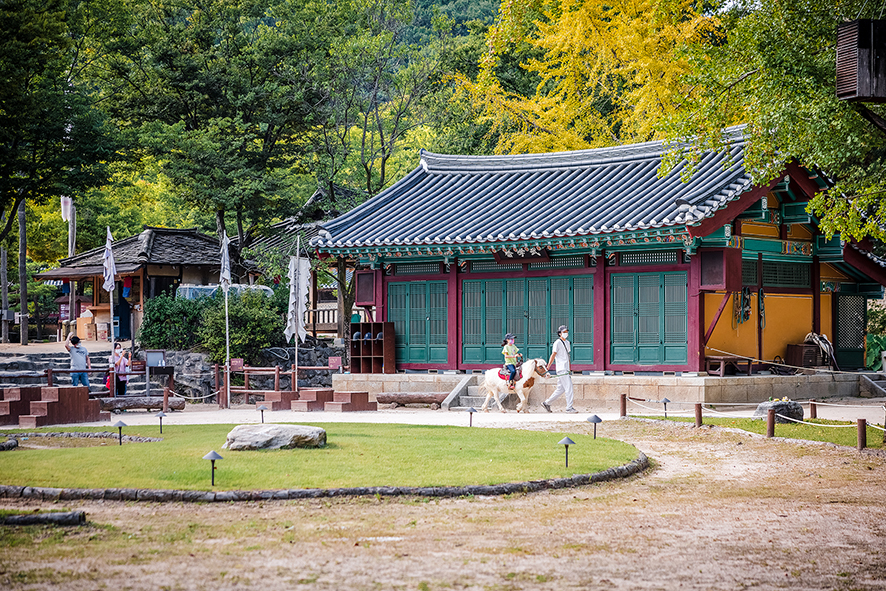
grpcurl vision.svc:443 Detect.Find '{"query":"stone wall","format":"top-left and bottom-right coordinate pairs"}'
top-left (333, 371), bottom-right (860, 413)
top-left (332, 373), bottom-right (470, 399)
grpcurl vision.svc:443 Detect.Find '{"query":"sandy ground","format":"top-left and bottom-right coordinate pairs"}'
top-left (2, 418), bottom-right (886, 590)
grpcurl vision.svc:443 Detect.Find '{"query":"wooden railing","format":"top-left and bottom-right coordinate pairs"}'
top-left (306, 308), bottom-right (371, 336)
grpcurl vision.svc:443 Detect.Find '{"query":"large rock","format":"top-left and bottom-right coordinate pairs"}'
top-left (222, 424), bottom-right (326, 451)
top-left (753, 400), bottom-right (804, 423)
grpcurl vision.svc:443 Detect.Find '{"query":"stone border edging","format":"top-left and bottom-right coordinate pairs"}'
top-left (3, 432), bottom-right (162, 444)
top-left (0, 452), bottom-right (647, 503)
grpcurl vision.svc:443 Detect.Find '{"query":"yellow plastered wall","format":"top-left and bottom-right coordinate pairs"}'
top-left (705, 292), bottom-right (815, 360)
top-left (761, 294), bottom-right (813, 359)
top-left (704, 292), bottom-right (757, 358)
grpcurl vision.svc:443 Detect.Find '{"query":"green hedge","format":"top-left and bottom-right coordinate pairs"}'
top-left (138, 290), bottom-right (285, 365)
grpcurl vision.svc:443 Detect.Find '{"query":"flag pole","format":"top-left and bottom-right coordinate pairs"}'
top-left (224, 283), bottom-right (230, 408)
top-left (219, 231), bottom-right (232, 409)
top-left (294, 235), bottom-right (300, 393)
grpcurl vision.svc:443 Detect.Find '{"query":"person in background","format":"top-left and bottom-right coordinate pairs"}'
top-left (64, 332), bottom-right (91, 387)
top-left (542, 325), bottom-right (576, 413)
top-left (110, 342), bottom-right (131, 396)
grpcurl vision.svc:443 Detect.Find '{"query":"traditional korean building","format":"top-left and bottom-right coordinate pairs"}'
top-left (313, 128), bottom-right (886, 374)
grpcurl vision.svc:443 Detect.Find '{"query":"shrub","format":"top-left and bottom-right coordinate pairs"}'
top-left (198, 290), bottom-right (285, 365)
top-left (137, 293), bottom-right (213, 351)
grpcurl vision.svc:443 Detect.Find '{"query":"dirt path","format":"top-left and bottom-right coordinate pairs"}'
top-left (2, 419), bottom-right (885, 590)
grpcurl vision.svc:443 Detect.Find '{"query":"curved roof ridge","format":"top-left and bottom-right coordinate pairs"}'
top-left (419, 126), bottom-right (747, 174)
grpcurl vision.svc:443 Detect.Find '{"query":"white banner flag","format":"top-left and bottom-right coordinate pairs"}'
top-left (219, 231), bottom-right (231, 293)
top-left (284, 255), bottom-right (311, 343)
top-left (102, 227), bottom-right (116, 293)
top-left (60, 196), bottom-right (73, 222)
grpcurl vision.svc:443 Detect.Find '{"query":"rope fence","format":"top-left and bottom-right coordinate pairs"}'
top-left (621, 393), bottom-right (885, 451)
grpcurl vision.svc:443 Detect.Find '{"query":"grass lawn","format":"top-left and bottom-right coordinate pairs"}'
top-left (0, 424), bottom-right (638, 491)
top-left (640, 416), bottom-right (885, 449)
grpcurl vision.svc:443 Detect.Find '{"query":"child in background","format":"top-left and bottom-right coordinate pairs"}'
top-left (501, 333), bottom-right (519, 390)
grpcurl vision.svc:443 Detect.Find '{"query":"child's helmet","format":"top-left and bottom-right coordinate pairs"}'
top-left (504, 333), bottom-right (516, 340)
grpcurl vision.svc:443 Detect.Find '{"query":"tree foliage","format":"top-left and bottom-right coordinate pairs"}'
top-left (93, 0), bottom-right (327, 243)
top-left (661, 0), bottom-right (886, 242)
top-left (198, 290), bottom-right (285, 364)
top-left (457, 0), bottom-right (719, 153)
top-left (0, 0), bottom-right (118, 243)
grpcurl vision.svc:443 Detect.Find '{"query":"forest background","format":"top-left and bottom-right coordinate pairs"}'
top-left (3, 0), bottom-right (886, 339)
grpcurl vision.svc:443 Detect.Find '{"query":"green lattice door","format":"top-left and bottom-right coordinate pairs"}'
top-left (387, 281), bottom-right (448, 363)
top-left (834, 293), bottom-right (866, 369)
top-left (462, 276), bottom-right (594, 365)
top-left (610, 272), bottom-right (687, 365)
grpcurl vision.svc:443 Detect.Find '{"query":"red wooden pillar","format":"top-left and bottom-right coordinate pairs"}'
top-left (594, 255), bottom-right (606, 372)
top-left (447, 258), bottom-right (459, 371)
top-left (689, 251), bottom-right (703, 372)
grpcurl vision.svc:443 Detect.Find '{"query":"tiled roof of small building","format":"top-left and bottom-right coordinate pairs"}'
top-left (312, 127), bottom-right (752, 249)
top-left (59, 227), bottom-right (221, 268)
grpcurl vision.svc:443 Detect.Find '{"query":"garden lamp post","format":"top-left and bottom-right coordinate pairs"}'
top-left (661, 397), bottom-right (671, 419)
top-left (203, 450), bottom-right (223, 486)
top-left (257, 405), bottom-right (268, 424)
top-left (466, 407), bottom-right (477, 427)
top-left (558, 437), bottom-right (575, 468)
top-left (155, 411), bottom-right (166, 434)
top-left (586, 415), bottom-right (602, 439)
top-left (113, 420), bottom-right (126, 446)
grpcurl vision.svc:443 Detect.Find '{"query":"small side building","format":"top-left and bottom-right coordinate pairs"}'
top-left (36, 226), bottom-right (223, 340)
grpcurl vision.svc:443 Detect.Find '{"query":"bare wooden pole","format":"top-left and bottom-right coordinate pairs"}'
top-left (1, 246), bottom-right (8, 343)
top-left (17, 200), bottom-right (27, 346)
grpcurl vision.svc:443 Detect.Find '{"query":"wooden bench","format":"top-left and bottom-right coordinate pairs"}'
top-left (376, 392), bottom-right (448, 409)
top-left (98, 396), bottom-right (185, 413)
top-left (705, 355), bottom-right (753, 377)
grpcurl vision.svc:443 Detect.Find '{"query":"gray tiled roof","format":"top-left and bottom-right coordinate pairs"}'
top-left (237, 220), bottom-right (321, 255)
top-left (58, 227), bottom-right (222, 268)
top-left (313, 127), bottom-right (752, 249)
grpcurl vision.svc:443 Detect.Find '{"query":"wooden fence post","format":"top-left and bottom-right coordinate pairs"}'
top-left (46, 367), bottom-right (53, 387)
top-left (110, 369), bottom-right (116, 398)
top-left (858, 418), bottom-right (867, 451)
top-left (695, 403), bottom-right (702, 428)
top-left (619, 393), bottom-right (626, 418)
top-left (766, 408), bottom-right (775, 438)
top-left (809, 399), bottom-right (817, 419)
top-left (274, 366), bottom-right (280, 392)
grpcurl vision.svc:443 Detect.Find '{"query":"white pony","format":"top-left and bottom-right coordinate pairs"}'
top-left (479, 358), bottom-right (548, 413)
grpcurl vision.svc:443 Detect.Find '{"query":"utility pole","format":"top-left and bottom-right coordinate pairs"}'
top-left (18, 200), bottom-right (27, 345)
top-left (1, 246), bottom-right (8, 343)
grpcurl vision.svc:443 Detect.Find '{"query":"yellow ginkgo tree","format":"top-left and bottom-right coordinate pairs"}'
top-left (457, 0), bottom-right (721, 153)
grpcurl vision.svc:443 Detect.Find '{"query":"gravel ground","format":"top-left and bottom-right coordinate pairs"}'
top-left (2, 418), bottom-right (885, 590)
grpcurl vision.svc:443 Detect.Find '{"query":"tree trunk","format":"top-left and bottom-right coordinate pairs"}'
top-left (2, 245), bottom-right (8, 343)
top-left (18, 200), bottom-right (27, 346)
top-left (215, 208), bottom-right (227, 241)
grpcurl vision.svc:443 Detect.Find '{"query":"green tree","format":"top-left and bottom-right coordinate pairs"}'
top-left (0, 0), bottom-right (118, 240)
top-left (94, 0), bottom-right (331, 245)
top-left (661, 0), bottom-right (886, 242)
